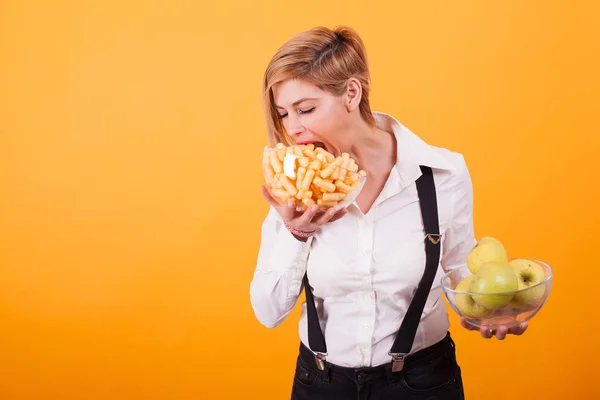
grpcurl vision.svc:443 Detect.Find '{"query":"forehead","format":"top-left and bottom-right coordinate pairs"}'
top-left (272, 79), bottom-right (326, 107)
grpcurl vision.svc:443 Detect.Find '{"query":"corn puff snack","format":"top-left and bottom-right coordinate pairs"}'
top-left (262, 143), bottom-right (367, 210)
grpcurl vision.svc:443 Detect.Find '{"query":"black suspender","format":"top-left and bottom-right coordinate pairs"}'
top-left (389, 165), bottom-right (442, 371)
top-left (302, 273), bottom-right (327, 369)
top-left (302, 165), bottom-right (442, 372)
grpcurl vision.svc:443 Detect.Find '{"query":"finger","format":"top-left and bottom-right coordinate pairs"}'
top-left (259, 186), bottom-right (281, 208)
top-left (328, 208), bottom-right (348, 223)
top-left (519, 321), bottom-right (528, 333)
top-left (280, 200), bottom-right (297, 221)
top-left (296, 205), bottom-right (320, 227)
top-left (314, 207), bottom-right (337, 225)
top-left (495, 326), bottom-right (509, 340)
top-left (480, 325), bottom-right (494, 339)
top-left (510, 322), bottom-right (528, 336)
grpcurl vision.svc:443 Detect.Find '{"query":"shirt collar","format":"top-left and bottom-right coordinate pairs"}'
top-left (373, 111), bottom-right (456, 173)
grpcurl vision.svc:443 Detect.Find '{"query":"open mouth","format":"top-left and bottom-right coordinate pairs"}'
top-left (311, 141), bottom-right (326, 150)
top-left (296, 140), bottom-right (331, 154)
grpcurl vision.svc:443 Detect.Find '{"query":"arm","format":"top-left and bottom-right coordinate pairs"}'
top-left (440, 155), bottom-right (477, 273)
top-left (249, 206), bottom-right (312, 328)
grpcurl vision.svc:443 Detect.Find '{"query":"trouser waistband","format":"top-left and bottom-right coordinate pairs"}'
top-left (298, 332), bottom-right (455, 383)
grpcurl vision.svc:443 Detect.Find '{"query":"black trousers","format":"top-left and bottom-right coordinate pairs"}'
top-left (291, 332), bottom-right (464, 400)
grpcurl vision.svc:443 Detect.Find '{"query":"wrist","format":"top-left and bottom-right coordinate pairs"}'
top-left (284, 220), bottom-right (316, 241)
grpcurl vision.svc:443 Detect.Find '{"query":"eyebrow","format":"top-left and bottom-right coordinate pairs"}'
top-left (275, 97), bottom-right (319, 109)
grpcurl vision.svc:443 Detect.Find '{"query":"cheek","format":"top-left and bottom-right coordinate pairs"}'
top-left (308, 106), bottom-right (346, 137)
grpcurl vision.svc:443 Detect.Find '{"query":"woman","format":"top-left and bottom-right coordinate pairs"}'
top-left (250, 26), bottom-right (527, 400)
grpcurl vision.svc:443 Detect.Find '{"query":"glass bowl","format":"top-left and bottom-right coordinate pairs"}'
top-left (262, 145), bottom-right (367, 212)
top-left (441, 259), bottom-right (553, 331)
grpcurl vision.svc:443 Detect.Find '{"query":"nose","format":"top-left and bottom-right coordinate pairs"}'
top-left (284, 113), bottom-right (304, 137)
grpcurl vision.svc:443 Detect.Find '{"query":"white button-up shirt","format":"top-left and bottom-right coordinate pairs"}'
top-left (250, 111), bottom-right (476, 368)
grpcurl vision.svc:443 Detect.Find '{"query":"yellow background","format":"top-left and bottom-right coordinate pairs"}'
top-left (1, 1), bottom-right (598, 399)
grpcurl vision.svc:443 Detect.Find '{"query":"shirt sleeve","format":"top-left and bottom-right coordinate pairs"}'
top-left (249, 206), bottom-right (312, 328)
top-left (441, 155), bottom-right (477, 273)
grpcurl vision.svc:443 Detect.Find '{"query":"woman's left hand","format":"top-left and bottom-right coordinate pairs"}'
top-left (459, 317), bottom-right (528, 340)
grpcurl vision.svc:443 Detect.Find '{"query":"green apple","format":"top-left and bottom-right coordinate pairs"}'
top-left (508, 259), bottom-right (547, 308)
top-left (470, 261), bottom-right (518, 310)
top-left (454, 276), bottom-right (492, 318)
top-left (467, 237), bottom-right (509, 274)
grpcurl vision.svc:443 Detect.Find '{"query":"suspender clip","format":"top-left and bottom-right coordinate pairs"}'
top-left (426, 233), bottom-right (442, 244)
top-left (315, 352), bottom-right (327, 371)
top-left (389, 353), bottom-right (407, 372)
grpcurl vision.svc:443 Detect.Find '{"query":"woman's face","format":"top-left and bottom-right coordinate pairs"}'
top-left (272, 79), bottom-right (351, 155)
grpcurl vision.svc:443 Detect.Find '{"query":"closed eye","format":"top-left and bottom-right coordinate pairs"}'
top-left (277, 107), bottom-right (315, 119)
top-left (298, 107), bottom-right (315, 115)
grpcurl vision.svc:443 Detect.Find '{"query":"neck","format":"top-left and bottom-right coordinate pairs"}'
top-left (334, 116), bottom-right (396, 175)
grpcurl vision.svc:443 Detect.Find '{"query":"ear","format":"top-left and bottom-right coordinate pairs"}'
top-left (344, 78), bottom-right (362, 112)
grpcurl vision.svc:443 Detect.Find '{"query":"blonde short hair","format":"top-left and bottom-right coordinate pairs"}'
top-left (262, 26), bottom-right (375, 146)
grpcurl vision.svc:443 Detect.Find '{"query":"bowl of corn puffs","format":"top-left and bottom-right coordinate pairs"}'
top-left (262, 143), bottom-right (367, 211)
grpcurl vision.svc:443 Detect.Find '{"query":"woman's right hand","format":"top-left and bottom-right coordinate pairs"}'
top-left (260, 186), bottom-right (347, 238)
